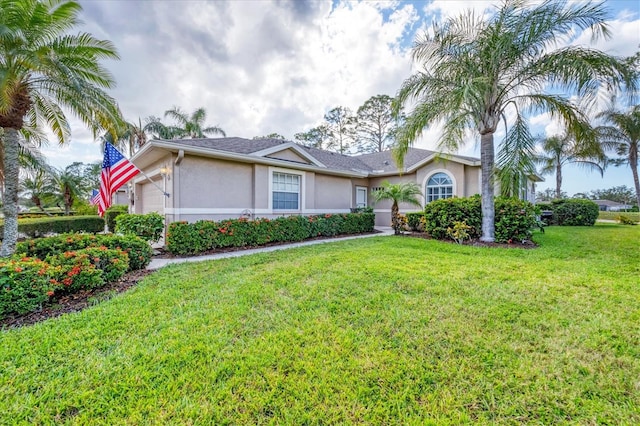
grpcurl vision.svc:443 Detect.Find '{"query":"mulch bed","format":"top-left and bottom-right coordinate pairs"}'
top-left (0, 269), bottom-right (154, 329)
top-left (402, 231), bottom-right (538, 249)
top-left (1, 230), bottom-right (535, 329)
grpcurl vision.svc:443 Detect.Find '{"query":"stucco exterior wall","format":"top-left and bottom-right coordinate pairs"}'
top-left (314, 174), bottom-right (352, 211)
top-left (178, 157), bottom-right (253, 209)
top-left (464, 165), bottom-right (481, 196)
top-left (133, 155), bottom-right (171, 214)
top-left (266, 149), bottom-right (310, 164)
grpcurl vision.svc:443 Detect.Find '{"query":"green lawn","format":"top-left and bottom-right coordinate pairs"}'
top-left (1, 224), bottom-right (638, 424)
top-left (598, 210), bottom-right (640, 222)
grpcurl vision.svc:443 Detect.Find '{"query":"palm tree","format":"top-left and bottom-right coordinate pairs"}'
top-left (101, 117), bottom-right (150, 157)
top-left (372, 181), bottom-right (422, 235)
top-left (52, 166), bottom-right (84, 215)
top-left (393, 0), bottom-right (635, 241)
top-left (19, 168), bottom-right (55, 214)
top-left (164, 106), bottom-right (226, 139)
top-left (536, 133), bottom-right (605, 199)
top-left (0, 0), bottom-right (121, 256)
top-left (597, 105), bottom-right (640, 208)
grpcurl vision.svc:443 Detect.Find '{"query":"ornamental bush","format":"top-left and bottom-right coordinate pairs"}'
top-left (406, 212), bottom-right (425, 231)
top-left (47, 247), bottom-right (129, 293)
top-left (423, 196), bottom-right (482, 240)
top-left (0, 216), bottom-right (104, 238)
top-left (551, 199), bottom-right (599, 226)
top-left (166, 213), bottom-right (375, 255)
top-left (115, 212), bottom-right (164, 242)
top-left (16, 233), bottom-right (152, 271)
top-left (494, 197), bottom-right (537, 242)
top-left (105, 205), bottom-right (128, 232)
top-left (423, 195), bottom-right (537, 243)
top-left (0, 258), bottom-right (56, 317)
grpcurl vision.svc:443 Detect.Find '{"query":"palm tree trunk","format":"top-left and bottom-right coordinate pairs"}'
top-left (480, 132), bottom-right (495, 242)
top-left (1, 129), bottom-right (20, 257)
top-left (630, 149), bottom-right (640, 209)
top-left (556, 163), bottom-right (562, 199)
top-left (391, 201), bottom-right (400, 235)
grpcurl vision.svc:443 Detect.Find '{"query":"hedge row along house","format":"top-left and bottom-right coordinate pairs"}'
top-left (130, 137), bottom-right (542, 228)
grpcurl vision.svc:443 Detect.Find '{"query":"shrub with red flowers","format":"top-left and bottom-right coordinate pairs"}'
top-left (16, 233), bottom-right (152, 271)
top-left (166, 212), bottom-right (375, 255)
top-left (46, 247), bottom-right (128, 293)
top-left (0, 258), bottom-right (57, 317)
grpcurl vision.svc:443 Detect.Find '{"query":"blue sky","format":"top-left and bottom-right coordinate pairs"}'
top-left (42, 0), bottom-right (640, 196)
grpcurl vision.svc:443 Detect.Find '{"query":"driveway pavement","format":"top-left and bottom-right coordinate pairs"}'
top-left (147, 227), bottom-right (394, 270)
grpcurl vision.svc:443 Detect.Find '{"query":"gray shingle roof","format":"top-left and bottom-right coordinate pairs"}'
top-left (151, 137), bottom-right (478, 174)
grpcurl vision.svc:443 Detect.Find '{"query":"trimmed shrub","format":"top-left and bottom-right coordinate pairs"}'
top-left (0, 216), bottom-right (104, 238)
top-left (115, 212), bottom-right (164, 242)
top-left (406, 212), bottom-right (425, 231)
top-left (617, 215), bottom-right (638, 225)
top-left (16, 233), bottom-right (152, 271)
top-left (423, 196), bottom-right (537, 243)
top-left (494, 197), bottom-right (537, 242)
top-left (166, 213), bottom-right (375, 255)
top-left (423, 196), bottom-right (482, 240)
top-left (47, 247), bottom-right (129, 293)
top-left (105, 205), bottom-right (128, 233)
top-left (0, 258), bottom-right (56, 317)
top-left (551, 199), bottom-right (599, 226)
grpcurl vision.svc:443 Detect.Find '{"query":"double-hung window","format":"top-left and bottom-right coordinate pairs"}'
top-left (272, 172), bottom-right (300, 210)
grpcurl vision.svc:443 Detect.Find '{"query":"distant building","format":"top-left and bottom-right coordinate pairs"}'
top-left (592, 199), bottom-right (633, 211)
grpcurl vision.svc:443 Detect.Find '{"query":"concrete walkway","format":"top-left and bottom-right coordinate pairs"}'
top-left (147, 227), bottom-right (394, 270)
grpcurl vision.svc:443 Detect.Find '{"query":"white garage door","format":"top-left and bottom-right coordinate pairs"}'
top-left (140, 182), bottom-right (164, 214)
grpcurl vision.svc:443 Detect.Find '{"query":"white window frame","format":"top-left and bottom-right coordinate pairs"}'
top-left (423, 170), bottom-right (456, 204)
top-left (355, 186), bottom-right (367, 208)
top-left (268, 167), bottom-right (304, 212)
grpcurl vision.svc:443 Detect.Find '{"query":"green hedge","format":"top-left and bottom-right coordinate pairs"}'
top-left (16, 233), bottom-right (152, 271)
top-left (406, 212), bottom-right (425, 231)
top-left (0, 216), bottom-right (104, 238)
top-left (115, 212), bottom-right (164, 242)
top-left (0, 258), bottom-right (56, 317)
top-left (423, 196), bottom-right (483, 240)
top-left (47, 247), bottom-right (129, 293)
top-left (423, 196), bottom-right (537, 243)
top-left (167, 213), bottom-right (375, 255)
top-left (550, 199), bottom-right (599, 226)
top-left (105, 205), bottom-right (128, 233)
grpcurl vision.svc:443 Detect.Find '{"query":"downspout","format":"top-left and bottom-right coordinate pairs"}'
top-left (174, 149), bottom-right (184, 223)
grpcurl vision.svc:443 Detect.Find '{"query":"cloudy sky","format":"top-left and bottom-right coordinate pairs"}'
top-left (42, 0), bottom-right (640, 196)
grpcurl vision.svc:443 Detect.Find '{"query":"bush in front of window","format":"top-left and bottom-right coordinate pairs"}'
top-left (424, 195), bottom-right (483, 240)
top-left (423, 195), bottom-right (537, 243)
top-left (166, 213), bottom-right (375, 255)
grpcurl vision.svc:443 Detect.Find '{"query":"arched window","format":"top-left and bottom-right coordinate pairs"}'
top-left (426, 172), bottom-right (453, 203)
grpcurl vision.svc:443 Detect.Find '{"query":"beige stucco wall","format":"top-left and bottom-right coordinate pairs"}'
top-left (314, 174), bottom-right (352, 211)
top-left (134, 155), bottom-right (171, 214)
top-left (266, 149), bottom-right (310, 164)
top-left (463, 165), bottom-right (481, 196)
top-left (178, 157), bottom-right (253, 208)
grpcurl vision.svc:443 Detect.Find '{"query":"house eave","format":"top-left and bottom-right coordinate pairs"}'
top-left (132, 140), bottom-right (368, 178)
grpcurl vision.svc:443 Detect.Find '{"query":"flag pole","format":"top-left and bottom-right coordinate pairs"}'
top-left (137, 169), bottom-right (170, 197)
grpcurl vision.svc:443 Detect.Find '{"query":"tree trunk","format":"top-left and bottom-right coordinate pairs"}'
top-left (630, 148), bottom-right (640, 209)
top-left (480, 132), bottom-right (495, 242)
top-left (391, 201), bottom-right (400, 235)
top-left (556, 163), bottom-right (562, 199)
top-left (1, 128), bottom-right (20, 257)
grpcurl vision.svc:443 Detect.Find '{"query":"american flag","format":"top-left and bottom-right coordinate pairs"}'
top-left (97, 142), bottom-right (140, 217)
top-left (90, 189), bottom-right (100, 206)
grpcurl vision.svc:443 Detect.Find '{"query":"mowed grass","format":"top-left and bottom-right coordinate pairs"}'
top-left (1, 225), bottom-right (639, 424)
